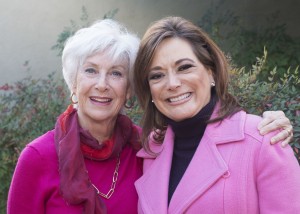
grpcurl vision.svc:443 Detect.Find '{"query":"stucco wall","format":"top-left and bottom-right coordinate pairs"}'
top-left (0, 0), bottom-right (299, 85)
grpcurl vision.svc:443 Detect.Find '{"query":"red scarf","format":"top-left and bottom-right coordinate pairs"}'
top-left (54, 105), bottom-right (141, 213)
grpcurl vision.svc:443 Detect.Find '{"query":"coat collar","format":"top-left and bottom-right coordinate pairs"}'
top-left (135, 127), bottom-right (174, 213)
top-left (135, 107), bottom-right (247, 213)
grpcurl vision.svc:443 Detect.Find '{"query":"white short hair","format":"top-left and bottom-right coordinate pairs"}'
top-left (62, 19), bottom-right (140, 93)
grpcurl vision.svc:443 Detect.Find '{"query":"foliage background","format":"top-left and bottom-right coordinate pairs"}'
top-left (1, 5), bottom-right (299, 214)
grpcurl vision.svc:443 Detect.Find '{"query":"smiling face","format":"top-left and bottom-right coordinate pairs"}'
top-left (73, 52), bottom-right (130, 127)
top-left (148, 38), bottom-right (214, 122)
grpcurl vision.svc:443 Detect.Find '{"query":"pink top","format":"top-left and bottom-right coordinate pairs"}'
top-left (7, 130), bottom-right (143, 214)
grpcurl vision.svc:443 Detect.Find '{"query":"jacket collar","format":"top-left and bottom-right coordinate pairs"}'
top-left (206, 107), bottom-right (246, 145)
top-left (135, 107), bottom-right (247, 213)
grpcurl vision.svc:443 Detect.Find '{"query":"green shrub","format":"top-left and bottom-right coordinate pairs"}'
top-left (198, 0), bottom-right (300, 80)
top-left (0, 73), bottom-right (69, 212)
top-left (229, 49), bottom-right (300, 162)
top-left (124, 96), bottom-right (143, 125)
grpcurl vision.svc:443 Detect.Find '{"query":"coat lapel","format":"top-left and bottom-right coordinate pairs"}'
top-left (169, 110), bottom-right (246, 213)
top-left (168, 135), bottom-right (228, 213)
top-left (135, 128), bottom-right (175, 213)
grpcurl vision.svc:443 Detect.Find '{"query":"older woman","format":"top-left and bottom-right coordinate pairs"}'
top-left (7, 19), bottom-right (142, 214)
top-left (133, 17), bottom-right (300, 213)
top-left (7, 18), bottom-right (294, 214)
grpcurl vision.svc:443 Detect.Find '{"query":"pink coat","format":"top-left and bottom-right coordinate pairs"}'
top-left (135, 110), bottom-right (300, 214)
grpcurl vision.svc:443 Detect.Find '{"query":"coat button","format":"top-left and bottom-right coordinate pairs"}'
top-left (222, 171), bottom-right (230, 178)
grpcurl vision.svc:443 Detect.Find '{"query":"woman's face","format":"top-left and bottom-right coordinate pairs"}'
top-left (74, 52), bottom-right (130, 126)
top-left (148, 38), bottom-right (214, 122)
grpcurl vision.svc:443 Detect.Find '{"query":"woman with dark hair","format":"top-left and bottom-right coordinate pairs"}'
top-left (134, 16), bottom-right (300, 213)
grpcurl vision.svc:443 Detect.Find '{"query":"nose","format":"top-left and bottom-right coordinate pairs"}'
top-left (95, 73), bottom-right (108, 91)
top-left (167, 73), bottom-right (181, 90)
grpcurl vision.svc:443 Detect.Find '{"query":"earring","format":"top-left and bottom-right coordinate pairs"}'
top-left (211, 82), bottom-right (215, 87)
top-left (151, 100), bottom-right (154, 103)
top-left (124, 98), bottom-right (134, 109)
top-left (70, 92), bottom-right (78, 104)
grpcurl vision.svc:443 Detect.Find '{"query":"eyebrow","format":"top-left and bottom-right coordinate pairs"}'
top-left (175, 58), bottom-right (195, 65)
top-left (82, 62), bottom-right (126, 70)
top-left (149, 58), bottom-right (195, 72)
top-left (111, 65), bottom-right (127, 70)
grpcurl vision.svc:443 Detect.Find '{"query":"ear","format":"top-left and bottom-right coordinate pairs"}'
top-left (126, 86), bottom-right (132, 100)
top-left (207, 69), bottom-right (215, 83)
top-left (71, 84), bottom-right (77, 94)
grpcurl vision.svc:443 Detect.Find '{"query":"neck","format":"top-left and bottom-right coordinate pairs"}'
top-left (77, 113), bottom-right (117, 143)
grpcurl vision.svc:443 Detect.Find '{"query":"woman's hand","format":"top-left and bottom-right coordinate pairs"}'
top-left (258, 111), bottom-right (293, 147)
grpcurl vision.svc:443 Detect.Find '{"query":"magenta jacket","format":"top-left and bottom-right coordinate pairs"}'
top-left (135, 109), bottom-right (300, 214)
top-left (7, 130), bottom-right (143, 214)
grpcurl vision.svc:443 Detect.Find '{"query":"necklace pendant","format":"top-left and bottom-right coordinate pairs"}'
top-left (98, 189), bottom-right (114, 199)
top-left (91, 154), bottom-right (120, 199)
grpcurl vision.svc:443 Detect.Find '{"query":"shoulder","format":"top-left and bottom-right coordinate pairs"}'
top-left (243, 113), bottom-right (265, 141)
top-left (8, 130), bottom-right (60, 213)
top-left (237, 115), bottom-right (300, 212)
top-left (242, 113), bottom-right (297, 167)
top-left (17, 130), bottom-right (57, 171)
top-left (26, 130), bottom-right (56, 157)
top-left (235, 112), bottom-right (282, 151)
top-left (209, 110), bottom-right (279, 151)
top-left (136, 131), bottom-right (165, 159)
top-left (243, 113), bottom-right (282, 146)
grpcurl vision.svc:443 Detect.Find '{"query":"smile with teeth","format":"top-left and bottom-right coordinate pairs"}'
top-left (168, 92), bottom-right (191, 103)
top-left (90, 97), bottom-right (112, 103)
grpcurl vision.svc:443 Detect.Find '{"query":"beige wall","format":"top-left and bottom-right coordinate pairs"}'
top-left (0, 0), bottom-right (299, 85)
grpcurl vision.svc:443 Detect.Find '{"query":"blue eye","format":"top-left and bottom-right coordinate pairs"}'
top-left (85, 68), bottom-right (96, 74)
top-left (178, 64), bottom-right (194, 71)
top-left (111, 71), bottom-right (122, 77)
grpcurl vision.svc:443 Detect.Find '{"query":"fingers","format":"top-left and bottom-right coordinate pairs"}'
top-left (270, 130), bottom-right (293, 147)
top-left (258, 116), bottom-right (290, 135)
top-left (280, 136), bottom-right (293, 147)
top-left (258, 110), bottom-right (293, 147)
top-left (286, 128), bottom-right (293, 136)
top-left (258, 111), bottom-right (285, 131)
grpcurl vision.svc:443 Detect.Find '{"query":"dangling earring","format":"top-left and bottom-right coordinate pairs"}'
top-left (70, 92), bottom-right (78, 104)
top-left (211, 82), bottom-right (215, 87)
top-left (124, 98), bottom-right (134, 109)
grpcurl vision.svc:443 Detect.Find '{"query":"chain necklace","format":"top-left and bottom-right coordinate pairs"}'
top-left (91, 154), bottom-right (121, 199)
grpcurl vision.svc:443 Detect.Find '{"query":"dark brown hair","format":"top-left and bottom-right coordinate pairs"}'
top-left (133, 16), bottom-right (241, 153)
